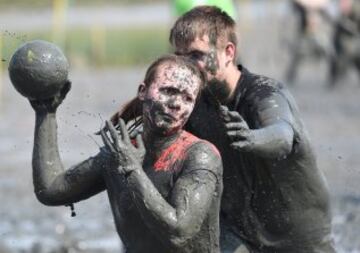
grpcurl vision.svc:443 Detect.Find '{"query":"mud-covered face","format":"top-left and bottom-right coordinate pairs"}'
top-left (140, 63), bottom-right (201, 136)
top-left (175, 35), bottom-right (222, 79)
top-left (175, 35), bottom-right (231, 102)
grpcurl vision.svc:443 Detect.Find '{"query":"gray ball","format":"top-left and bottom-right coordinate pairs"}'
top-left (8, 40), bottom-right (69, 100)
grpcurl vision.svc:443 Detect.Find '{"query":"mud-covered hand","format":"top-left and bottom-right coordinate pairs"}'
top-left (100, 119), bottom-right (145, 175)
top-left (29, 81), bottom-right (71, 113)
top-left (220, 105), bottom-right (254, 152)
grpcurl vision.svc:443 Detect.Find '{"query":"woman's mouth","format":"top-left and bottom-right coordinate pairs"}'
top-left (160, 112), bottom-right (176, 121)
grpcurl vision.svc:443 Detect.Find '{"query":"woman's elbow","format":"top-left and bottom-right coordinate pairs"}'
top-left (35, 189), bottom-right (65, 206)
top-left (169, 235), bottom-right (188, 249)
top-left (169, 234), bottom-right (192, 249)
top-left (168, 223), bottom-right (202, 248)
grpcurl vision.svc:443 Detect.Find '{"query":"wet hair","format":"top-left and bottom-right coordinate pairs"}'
top-left (169, 5), bottom-right (237, 49)
top-left (110, 54), bottom-right (206, 131)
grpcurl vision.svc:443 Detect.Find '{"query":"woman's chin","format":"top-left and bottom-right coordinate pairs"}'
top-left (157, 125), bottom-right (182, 136)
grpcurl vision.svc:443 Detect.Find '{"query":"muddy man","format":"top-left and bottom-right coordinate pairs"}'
top-left (30, 55), bottom-right (223, 253)
top-left (169, 6), bottom-right (336, 253)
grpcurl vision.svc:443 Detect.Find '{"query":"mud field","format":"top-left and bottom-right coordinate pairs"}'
top-left (0, 2), bottom-right (360, 253)
top-left (1, 63), bottom-right (359, 253)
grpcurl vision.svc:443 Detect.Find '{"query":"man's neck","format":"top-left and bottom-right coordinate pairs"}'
top-left (224, 64), bottom-right (241, 102)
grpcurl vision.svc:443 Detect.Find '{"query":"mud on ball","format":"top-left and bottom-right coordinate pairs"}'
top-left (8, 40), bottom-right (69, 100)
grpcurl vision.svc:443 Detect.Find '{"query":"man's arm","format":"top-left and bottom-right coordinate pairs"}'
top-left (31, 82), bottom-right (105, 206)
top-left (222, 89), bottom-right (295, 159)
top-left (127, 142), bottom-right (222, 249)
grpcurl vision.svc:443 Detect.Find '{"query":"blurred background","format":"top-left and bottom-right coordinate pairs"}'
top-left (0, 0), bottom-right (359, 252)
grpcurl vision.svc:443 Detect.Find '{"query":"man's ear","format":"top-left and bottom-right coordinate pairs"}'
top-left (225, 42), bottom-right (236, 65)
top-left (138, 83), bottom-right (146, 101)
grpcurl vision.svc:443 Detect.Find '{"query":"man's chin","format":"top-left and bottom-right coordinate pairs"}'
top-left (207, 79), bottom-right (231, 103)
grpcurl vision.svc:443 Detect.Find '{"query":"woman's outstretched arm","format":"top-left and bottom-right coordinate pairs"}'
top-left (31, 82), bottom-right (106, 206)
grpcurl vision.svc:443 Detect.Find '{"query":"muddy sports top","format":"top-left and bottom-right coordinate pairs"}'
top-left (102, 130), bottom-right (223, 253)
top-left (185, 65), bottom-right (336, 253)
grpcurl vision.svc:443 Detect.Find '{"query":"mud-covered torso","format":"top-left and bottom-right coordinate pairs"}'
top-left (102, 131), bottom-right (222, 253)
top-left (105, 164), bottom-right (176, 253)
top-left (185, 66), bottom-right (334, 252)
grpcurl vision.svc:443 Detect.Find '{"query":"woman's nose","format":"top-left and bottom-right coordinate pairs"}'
top-left (167, 97), bottom-right (181, 110)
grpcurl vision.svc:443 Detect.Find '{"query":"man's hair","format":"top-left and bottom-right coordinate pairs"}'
top-left (169, 5), bottom-right (237, 49)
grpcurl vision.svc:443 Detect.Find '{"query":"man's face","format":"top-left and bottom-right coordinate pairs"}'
top-left (140, 63), bottom-right (200, 136)
top-left (175, 35), bottom-right (231, 102)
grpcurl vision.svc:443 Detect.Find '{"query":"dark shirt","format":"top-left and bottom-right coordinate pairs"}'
top-left (186, 66), bottom-right (335, 253)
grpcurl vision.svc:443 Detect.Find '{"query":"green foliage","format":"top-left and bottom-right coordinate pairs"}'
top-left (0, 0), bottom-right (164, 9)
top-left (1, 27), bottom-right (169, 68)
top-left (0, 0), bottom-right (50, 8)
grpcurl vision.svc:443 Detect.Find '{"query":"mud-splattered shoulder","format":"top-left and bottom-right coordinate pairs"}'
top-left (152, 131), bottom-right (219, 172)
top-left (234, 70), bottom-right (288, 114)
top-left (232, 67), bottom-right (285, 109)
top-left (182, 133), bottom-right (223, 178)
top-left (243, 72), bottom-right (286, 101)
top-left (180, 131), bottom-right (220, 157)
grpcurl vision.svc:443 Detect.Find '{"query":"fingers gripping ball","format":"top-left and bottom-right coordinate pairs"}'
top-left (8, 40), bottom-right (69, 100)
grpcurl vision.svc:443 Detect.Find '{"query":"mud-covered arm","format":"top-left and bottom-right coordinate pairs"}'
top-left (33, 113), bottom-right (106, 205)
top-left (222, 89), bottom-right (295, 159)
top-left (31, 82), bottom-right (105, 206)
top-left (100, 119), bottom-right (222, 248)
top-left (127, 142), bottom-right (222, 249)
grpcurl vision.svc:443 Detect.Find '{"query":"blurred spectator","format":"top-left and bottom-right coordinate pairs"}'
top-left (328, 0), bottom-right (360, 88)
top-left (285, 0), bottom-right (333, 84)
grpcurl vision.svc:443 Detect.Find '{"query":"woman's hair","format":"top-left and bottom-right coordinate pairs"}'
top-left (110, 54), bottom-right (206, 132)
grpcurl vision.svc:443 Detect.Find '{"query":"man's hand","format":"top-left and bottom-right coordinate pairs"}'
top-left (100, 119), bottom-right (145, 175)
top-left (220, 105), bottom-right (254, 152)
top-left (29, 81), bottom-right (71, 113)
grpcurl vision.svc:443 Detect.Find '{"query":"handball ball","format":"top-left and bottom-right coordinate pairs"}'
top-left (8, 40), bottom-right (69, 100)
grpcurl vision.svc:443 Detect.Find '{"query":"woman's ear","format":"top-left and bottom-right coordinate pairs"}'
top-left (138, 83), bottom-right (146, 101)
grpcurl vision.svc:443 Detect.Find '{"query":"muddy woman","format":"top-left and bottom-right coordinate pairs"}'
top-left (30, 54), bottom-right (223, 253)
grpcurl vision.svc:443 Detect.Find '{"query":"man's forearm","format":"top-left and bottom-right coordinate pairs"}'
top-left (251, 121), bottom-right (294, 159)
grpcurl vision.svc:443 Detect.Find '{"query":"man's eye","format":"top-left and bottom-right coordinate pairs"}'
top-left (190, 52), bottom-right (205, 61)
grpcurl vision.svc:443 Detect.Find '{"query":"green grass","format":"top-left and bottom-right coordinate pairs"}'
top-left (0, 0), bottom-right (165, 9)
top-left (1, 27), bottom-right (170, 68)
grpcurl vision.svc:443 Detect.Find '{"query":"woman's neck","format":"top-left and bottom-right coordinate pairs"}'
top-left (143, 127), bottom-right (182, 158)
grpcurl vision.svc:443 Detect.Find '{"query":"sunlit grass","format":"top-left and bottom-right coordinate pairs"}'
top-left (0, 0), bottom-right (164, 9)
top-left (1, 26), bottom-right (169, 68)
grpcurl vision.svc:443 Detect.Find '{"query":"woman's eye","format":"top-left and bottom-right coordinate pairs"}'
top-left (185, 96), bottom-right (193, 103)
top-left (162, 87), bottom-right (176, 95)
